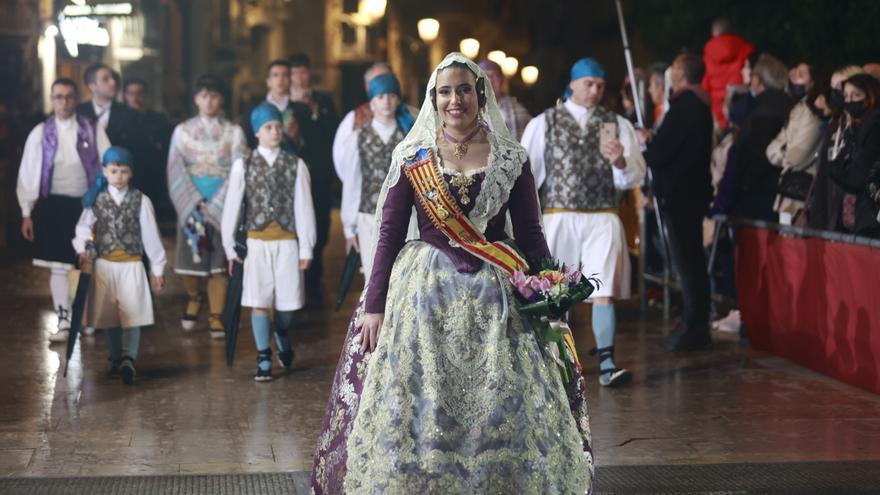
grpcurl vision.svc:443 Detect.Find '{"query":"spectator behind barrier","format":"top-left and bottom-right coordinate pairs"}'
top-left (767, 64), bottom-right (826, 224)
top-left (825, 74), bottom-right (880, 237)
top-left (805, 66), bottom-right (866, 231)
top-left (732, 54), bottom-right (792, 221)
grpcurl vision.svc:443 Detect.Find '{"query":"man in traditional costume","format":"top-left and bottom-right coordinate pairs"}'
top-left (167, 75), bottom-right (247, 337)
top-left (221, 104), bottom-right (316, 381)
top-left (337, 73), bottom-right (414, 280)
top-left (73, 146), bottom-right (166, 384)
top-left (17, 78), bottom-right (109, 343)
top-left (521, 57), bottom-right (646, 388)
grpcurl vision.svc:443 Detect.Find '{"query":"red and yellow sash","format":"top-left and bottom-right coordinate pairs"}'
top-left (404, 148), bottom-right (528, 275)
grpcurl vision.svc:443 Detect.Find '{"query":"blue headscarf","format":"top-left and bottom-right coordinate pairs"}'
top-left (250, 103), bottom-right (282, 136)
top-left (82, 146), bottom-right (134, 208)
top-left (367, 73), bottom-right (414, 134)
top-left (563, 57), bottom-right (607, 101)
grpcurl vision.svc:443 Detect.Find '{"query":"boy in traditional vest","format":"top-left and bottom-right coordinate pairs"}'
top-left (73, 146), bottom-right (167, 384)
top-left (221, 103), bottom-right (316, 382)
top-left (522, 58), bottom-right (646, 388)
top-left (167, 74), bottom-right (248, 338)
top-left (338, 73), bottom-right (414, 279)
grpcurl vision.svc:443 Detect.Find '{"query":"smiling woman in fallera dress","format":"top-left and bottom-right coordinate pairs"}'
top-left (310, 53), bottom-right (594, 495)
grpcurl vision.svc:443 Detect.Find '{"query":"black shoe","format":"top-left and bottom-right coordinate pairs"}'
top-left (663, 328), bottom-right (712, 352)
top-left (590, 346), bottom-right (633, 388)
top-left (277, 348), bottom-right (294, 370)
top-left (599, 367), bottom-right (633, 388)
top-left (254, 349), bottom-right (272, 382)
top-left (119, 356), bottom-right (136, 384)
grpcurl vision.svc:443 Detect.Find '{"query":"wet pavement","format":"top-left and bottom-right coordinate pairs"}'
top-left (1, 212), bottom-right (879, 477)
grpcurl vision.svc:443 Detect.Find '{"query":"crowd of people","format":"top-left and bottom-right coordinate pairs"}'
top-left (615, 18), bottom-right (880, 334)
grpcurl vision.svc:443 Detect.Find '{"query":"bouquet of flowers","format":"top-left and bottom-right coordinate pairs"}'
top-left (510, 259), bottom-right (600, 385)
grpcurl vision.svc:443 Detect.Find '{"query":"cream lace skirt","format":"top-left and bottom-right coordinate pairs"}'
top-left (343, 241), bottom-right (592, 494)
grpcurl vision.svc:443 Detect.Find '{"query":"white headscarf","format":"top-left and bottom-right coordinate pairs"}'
top-left (367, 52), bottom-right (530, 266)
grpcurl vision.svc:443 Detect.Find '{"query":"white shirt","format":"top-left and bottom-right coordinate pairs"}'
top-left (16, 116), bottom-right (111, 217)
top-left (72, 185), bottom-right (167, 277)
top-left (339, 118), bottom-right (398, 239)
top-left (521, 100), bottom-right (646, 191)
top-left (221, 146), bottom-right (317, 261)
top-left (92, 100), bottom-right (111, 131)
top-left (266, 93), bottom-right (290, 113)
top-left (333, 109), bottom-right (358, 180)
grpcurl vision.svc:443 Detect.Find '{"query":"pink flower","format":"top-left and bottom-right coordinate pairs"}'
top-left (510, 270), bottom-right (535, 299)
top-left (568, 270), bottom-right (583, 286)
top-left (529, 276), bottom-right (552, 294)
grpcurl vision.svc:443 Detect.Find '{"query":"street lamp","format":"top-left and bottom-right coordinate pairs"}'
top-left (501, 57), bottom-right (519, 77)
top-left (459, 38), bottom-right (479, 59)
top-left (360, 0), bottom-right (386, 23)
top-left (487, 50), bottom-right (506, 65)
top-left (417, 18), bottom-right (439, 43)
top-left (521, 66), bottom-right (539, 86)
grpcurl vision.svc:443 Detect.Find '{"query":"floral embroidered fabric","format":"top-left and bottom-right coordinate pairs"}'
top-left (343, 242), bottom-right (592, 494)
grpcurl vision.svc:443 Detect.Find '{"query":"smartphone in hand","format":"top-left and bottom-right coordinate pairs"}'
top-left (600, 122), bottom-right (618, 147)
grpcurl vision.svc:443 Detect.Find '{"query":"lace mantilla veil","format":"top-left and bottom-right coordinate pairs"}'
top-left (365, 52), bottom-right (531, 274)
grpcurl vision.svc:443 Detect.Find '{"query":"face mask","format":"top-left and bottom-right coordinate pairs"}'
top-left (830, 89), bottom-right (845, 110)
top-left (790, 84), bottom-right (807, 99)
top-left (845, 100), bottom-right (867, 119)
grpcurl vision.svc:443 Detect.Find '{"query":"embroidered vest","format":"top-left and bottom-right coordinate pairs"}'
top-left (357, 121), bottom-right (403, 214)
top-left (541, 105), bottom-right (617, 211)
top-left (244, 150), bottom-right (299, 232)
top-left (93, 189), bottom-right (143, 257)
top-left (40, 115), bottom-right (101, 198)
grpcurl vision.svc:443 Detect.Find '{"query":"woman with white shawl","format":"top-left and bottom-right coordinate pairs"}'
top-left (310, 53), bottom-right (594, 494)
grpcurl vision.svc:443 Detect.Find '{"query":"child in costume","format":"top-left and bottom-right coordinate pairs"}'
top-left (222, 103), bottom-right (316, 381)
top-left (167, 74), bottom-right (247, 337)
top-left (338, 72), bottom-right (414, 280)
top-left (72, 146), bottom-right (166, 384)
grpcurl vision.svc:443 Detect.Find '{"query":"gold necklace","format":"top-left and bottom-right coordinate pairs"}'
top-left (442, 126), bottom-right (482, 159)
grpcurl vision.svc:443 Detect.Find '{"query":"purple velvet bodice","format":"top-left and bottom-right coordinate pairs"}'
top-left (364, 162), bottom-right (550, 313)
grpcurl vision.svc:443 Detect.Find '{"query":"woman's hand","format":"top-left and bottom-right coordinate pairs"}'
top-left (357, 312), bottom-right (385, 353)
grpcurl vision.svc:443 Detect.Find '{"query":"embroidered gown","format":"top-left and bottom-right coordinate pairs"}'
top-left (311, 150), bottom-right (594, 494)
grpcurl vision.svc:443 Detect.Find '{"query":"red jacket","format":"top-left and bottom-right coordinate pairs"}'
top-left (702, 33), bottom-right (754, 129)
